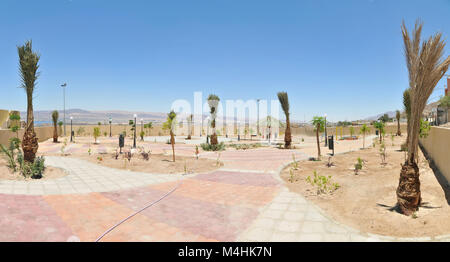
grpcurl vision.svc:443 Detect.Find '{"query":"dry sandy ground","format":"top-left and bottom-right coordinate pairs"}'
top-left (281, 135), bottom-right (450, 238)
top-left (0, 157), bottom-right (67, 181)
top-left (74, 153), bottom-right (222, 175)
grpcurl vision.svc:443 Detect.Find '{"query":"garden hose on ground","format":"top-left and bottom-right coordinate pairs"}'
top-left (95, 175), bottom-right (186, 242)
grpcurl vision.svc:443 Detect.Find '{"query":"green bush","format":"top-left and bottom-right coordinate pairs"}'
top-left (1, 138), bottom-right (45, 179)
top-left (227, 143), bottom-right (263, 150)
top-left (306, 171), bottom-right (340, 195)
top-left (201, 142), bottom-right (226, 151)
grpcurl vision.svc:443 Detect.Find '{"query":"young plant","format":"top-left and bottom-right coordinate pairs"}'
top-left (216, 153), bottom-right (221, 167)
top-left (195, 145), bottom-right (199, 160)
top-left (93, 127), bottom-right (100, 144)
top-left (379, 142), bottom-right (387, 166)
top-left (306, 170), bottom-right (340, 195)
top-left (354, 157), bottom-right (363, 175)
top-left (288, 168), bottom-right (295, 183)
top-left (60, 138), bottom-right (68, 156)
top-left (292, 153), bottom-right (299, 170)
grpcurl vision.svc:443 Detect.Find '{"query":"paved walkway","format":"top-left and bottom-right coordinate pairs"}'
top-left (1, 140), bottom-right (449, 242)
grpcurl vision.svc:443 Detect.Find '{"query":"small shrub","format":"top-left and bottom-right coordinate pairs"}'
top-left (201, 142), bottom-right (226, 151)
top-left (288, 168), bottom-right (296, 183)
top-left (195, 145), bottom-right (199, 159)
top-left (292, 154), bottom-right (299, 170)
top-left (306, 171), bottom-right (340, 195)
top-left (354, 157), bottom-right (363, 175)
top-left (379, 142), bottom-right (387, 165)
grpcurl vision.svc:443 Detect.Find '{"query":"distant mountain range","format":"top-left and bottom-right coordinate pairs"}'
top-left (21, 109), bottom-right (168, 125)
top-left (364, 111), bottom-right (397, 121)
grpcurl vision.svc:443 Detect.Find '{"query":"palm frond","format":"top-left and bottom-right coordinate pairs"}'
top-left (277, 92), bottom-right (289, 115)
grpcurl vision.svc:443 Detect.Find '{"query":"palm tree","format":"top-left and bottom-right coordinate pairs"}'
top-left (18, 40), bottom-right (40, 163)
top-left (359, 124), bottom-right (370, 149)
top-left (396, 110), bottom-right (401, 136)
top-left (374, 121), bottom-right (384, 143)
top-left (277, 92), bottom-right (291, 149)
top-left (311, 116), bottom-right (325, 160)
top-left (207, 94), bottom-right (220, 145)
top-left (403, 89), bottom-right (411, 143)
top-left (52, 110), bottom-right (59, 143)
top-left (163, 110), bottom-right (177, 162)
top-left (396, 20), bottom-right (450, 215)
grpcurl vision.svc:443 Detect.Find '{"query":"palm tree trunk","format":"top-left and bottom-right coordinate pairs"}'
top-left (170, 131), bottom-right (175, 162)
top-left (396, 113), bottom-right (422, 215)
top-left (284, 115), bottom-right (291, 149)
top-left (53, 122), bottom-right (58, 143)
top-left (316, 124), bottom-right (321, 160)
top-left (397, 119), bottom-right (401, 136)
top-left (211, 119), bottom-right (218, 145)
top-left (22, 95), bottom-right (38, 163)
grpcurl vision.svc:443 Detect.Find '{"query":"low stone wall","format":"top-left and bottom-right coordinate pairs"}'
top-left (291, 124), bottom-right (407, 137)
top-left (0, 126), bottom-right (55, 146)
top-left (420, 126), bottom-right (450, 183)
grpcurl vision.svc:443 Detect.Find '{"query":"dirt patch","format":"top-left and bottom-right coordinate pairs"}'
top-left (72, 153), bottom-right (222, 174)
top-left (0, 157), bottom-right (67, 181)
top-left (281, 136), bottom-right (450, 238)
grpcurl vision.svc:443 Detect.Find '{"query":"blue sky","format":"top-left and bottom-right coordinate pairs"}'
top-left (0, 0), bottom-right (449, 122)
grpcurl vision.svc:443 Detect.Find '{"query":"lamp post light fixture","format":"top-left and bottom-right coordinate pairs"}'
top-left (109, 118), bottom-right (112, 137)
top-left (70, 116), bottom-right (73, 142)
top-left (324, 113), bottom-right (328, 147)
top-left (133, 114), bottom-right (137, 148)
top-left (61, 83), bottom-right (67, 136)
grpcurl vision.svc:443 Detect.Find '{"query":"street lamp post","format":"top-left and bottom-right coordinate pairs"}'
top-left (133, 114), bottom-right (137, 148)
top-left (109, 118), bottom-right (112, 137)
top-left (61, 83), bottom-right (67, 136)
top-left (324, 113), bottom-right (328, 147)
top-left (70, 116), bottom-right (73, 142)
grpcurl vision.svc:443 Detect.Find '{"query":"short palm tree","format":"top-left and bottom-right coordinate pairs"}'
top-left (207, 94), bottom-right (220, 145)
top-left (163, 110), bottom-right (177, 162)
top-left (396, 20), bottom-right (450, 215)
top-left (52, 110), bottom-right (59, 143)
top-left (396, 110), bottom-right (401, 136)
top-left (18, 40), bottom-right (40, 163)
top-left (277, 92), bottom-right (291, 148)
top-left (374, 121), bottom-right (385, 143)
top-left (311, 116), bottom-right (325, 160)
top-left (359, 124), bottom-right (370, 149)
top-left (403, 89), bottom-right (411, 145)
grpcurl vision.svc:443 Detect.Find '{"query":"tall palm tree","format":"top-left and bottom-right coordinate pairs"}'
top-left (396, 20), bottom-right (450, 216)
top-left (396, 110), bottom-right (401, 136)
top-left (18, 40), bottom-right (40, 163)
top-left (207, 94), bottom-right (220, 145)
top-left (163, 110), bottom-right (177, 162)
top-left (311, 116), bottom-right (325, 160)
top-left (359, 124), bottom-right (370, 149)
top-left (277, 92), bottom-right (291, 149)
top-left (52, 110), bottom-right (59, 143)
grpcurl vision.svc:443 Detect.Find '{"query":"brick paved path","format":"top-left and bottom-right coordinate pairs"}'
top-left (1, 142), bottom-right (449, 242)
